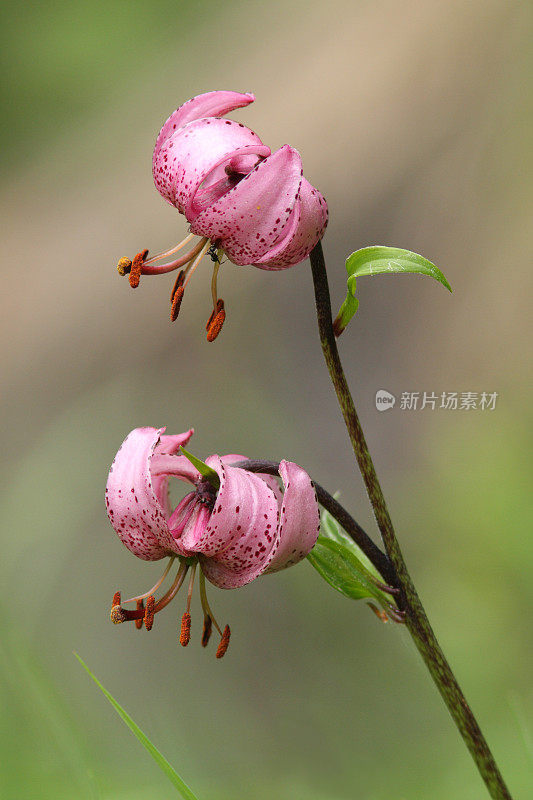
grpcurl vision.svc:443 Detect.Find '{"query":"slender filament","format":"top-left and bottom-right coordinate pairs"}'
top-left (144, 233), bottom-right (195, 264)
top-left (183, 240), bottom-right (212, 288)
top-left (124, 556), bottom-right (175, 603)
top-left (199, 569), bottom-right (223, 636)
top-left (141, 238), bottom-right (208, 275)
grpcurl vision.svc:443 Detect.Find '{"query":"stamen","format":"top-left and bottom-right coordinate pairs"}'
top-left (206, 300), bottom-right (226, 342)
top-left (124, 557), bottom-right (175, 604)
top-left (199, 570), bottom-right (228, 655)
top-left (144, 233), bottom-right (195, 264)
top-left (171, 287), bottom-right (185, 322)
top-left (186, 562), bottom-right (197, 613)
top-left (216, 625), bottom-right (231, 659)
top-left (201, 615), bottom-right (213, 647)
top-left (210, 257), bottom-right (221, 309)
top-left (153, 562), bottom-right (188, 613)
top-left (129, 249), bottom-right (149, 288)
top-left (183, 240), bottom-right (211, 289)
top-left (179, 563), bottom-right (197, 647)
top-left (205, 299), bottom-right (224, 332)
top-left (109, 562), bottom-right (188, 626)
top-left (135, 599), bottom-right (144, 629)
top-left (144, 595), bottom-right (155, 631)
top-left (140, 238), bottom-right (208, 276)
top-left (180, 613), bottom-right (191, 646)
top-left (170, 270), bottom-right (185, 302)
top-left (112, 591), bottom-right (121, 608)
top-left (117, 257), bottom-right (132, 276)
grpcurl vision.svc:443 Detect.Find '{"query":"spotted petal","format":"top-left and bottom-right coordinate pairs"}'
top-left (197, 456), bottom-right (279, 588)
top-left (153, 117), bottom-right (266, 210)
top-left (253, 179), bottom-right (329, 270)
top-left (265, 460), bottom-right (320, 572)
top-left (153, 90), bottom-right (255, 175)
top-left (191, 145), bottom-right (303, 266)
top-left (105, 427), bottom-right (192, 561)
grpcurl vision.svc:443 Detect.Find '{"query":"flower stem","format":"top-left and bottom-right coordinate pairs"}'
top-left (308, 241), bottom-right (512, 800)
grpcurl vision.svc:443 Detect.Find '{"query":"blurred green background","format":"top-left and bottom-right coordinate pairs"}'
top-left (1, 0), bottom-right (532, 797)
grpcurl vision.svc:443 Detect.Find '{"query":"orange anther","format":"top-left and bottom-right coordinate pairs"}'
top-left (170, 270), bottom-right (185, 301)
top-left (129, 249), bottom-right (148, 289)
top-left (216, 625), bottom-right (231, 659)
top-left (135, 599), bottom-right (144, 629)
top-left (180, 612), bottom-right (191, 646)
top-left (112, 591), bottom-right (121, 608)
top-left (170, 286), bottom-right (185, 322)
top-left (205, 299), bottom-right (224, 331)
top-left (201, 615), bottom-right (212, 647)
top-left (144, 594), bottom-right (155, 631)
top-left (206, 300), bottom-right (226, 342)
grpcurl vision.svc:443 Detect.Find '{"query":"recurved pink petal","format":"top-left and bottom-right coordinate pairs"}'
top-left (190, 145), bottom-right (303, 266)
top-left (186, 144), bottom-right (271, 221)
top-left (105, 427), bottom-right (185, 561)
top-left (254, 179), bottom-right (328, 270)
top-left (152, 430), bottom-right (194, 516)
top-left (153, 91), bottom-right (255, 168)
top-left (197, 457), bottom-right (279, 588)
top-left (209, 454), bottom-right (284, 504)
top-left (153, 118), bottom-right (265, 210)
top-left (265, 460), bottom-right (320, 573)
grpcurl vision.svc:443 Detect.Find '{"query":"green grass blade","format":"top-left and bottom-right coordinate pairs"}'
top-left (75, 653), bottom-right (200, 800)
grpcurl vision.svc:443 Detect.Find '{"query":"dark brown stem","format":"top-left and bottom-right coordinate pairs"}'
top-left (308, 241), bottom-right (512, 800)
top-left (232, 459), bottom-right (395, 584)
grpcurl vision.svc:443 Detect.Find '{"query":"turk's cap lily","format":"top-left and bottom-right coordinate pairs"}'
top-left (105, 427), bottom-right (320, 656)
top-left (117, 91), bottom-right (328, 339)
top-left (152, 90), bottom-right (328, 269)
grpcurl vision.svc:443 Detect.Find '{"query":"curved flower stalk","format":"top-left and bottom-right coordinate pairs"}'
top-left (105, 427), bottom-right (320, 657)
top-left (117, 91), bottom-right (328, 339)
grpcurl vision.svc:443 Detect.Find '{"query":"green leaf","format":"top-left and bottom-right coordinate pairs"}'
top-left (75, 654), bottom-right (200, 800)
top-left (307, 536), bottom-right (392, 608)
top-left (179, 446), bottom-right (220, 490)
top-left (334, 246), bottom-right (451, 335)
top-left (319, 503), bottom-right (383, 582)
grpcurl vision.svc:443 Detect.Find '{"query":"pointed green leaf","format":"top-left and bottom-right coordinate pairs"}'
top-left (334, 246), bottom-right (451, 334)
top-left (319, 503), bottom-right (383, 582)
top-left (307, 536), bottom-right (392, 608)
top-left (179, 446), bottom-right (220, 490)
top-left (75, 654), bottom-right (200, 800)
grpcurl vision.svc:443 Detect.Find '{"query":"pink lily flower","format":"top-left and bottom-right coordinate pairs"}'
top-left (105, 426), bottom-right (320, 657)
top-left (117, 91), bottom-right (328, 339)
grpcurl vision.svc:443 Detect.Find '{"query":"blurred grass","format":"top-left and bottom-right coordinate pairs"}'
top-left (1, 0), bottom-right (532, 798)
